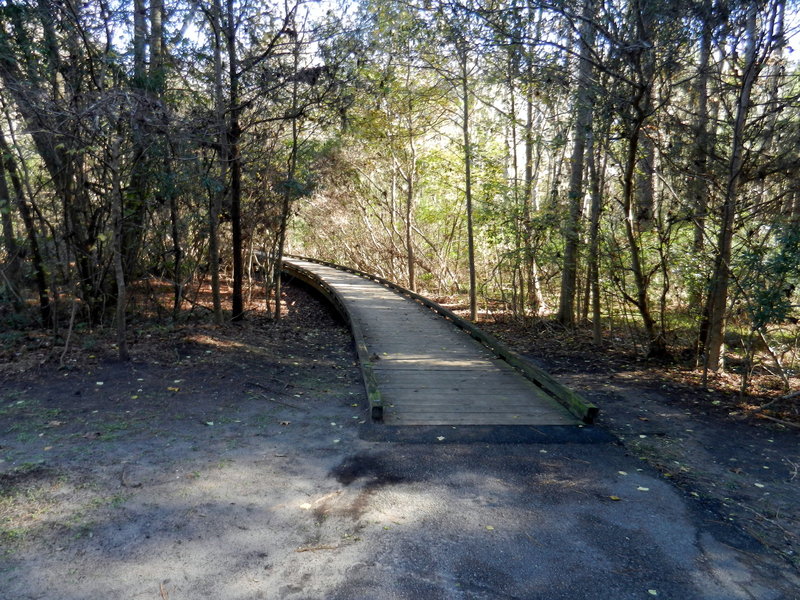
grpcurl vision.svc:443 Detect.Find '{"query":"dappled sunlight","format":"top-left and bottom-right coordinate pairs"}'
top-left (3, 266), bottom-right (795, 598)
top-left (183, 333), bottom-right (249, 351)
top-left (2, 456), bottom-right (455, 599)
top-left (4, 434), bottom-right (790, 599)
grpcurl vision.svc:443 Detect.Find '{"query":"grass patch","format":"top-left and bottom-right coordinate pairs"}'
top-left (0, 465), bottom-right (57, 555)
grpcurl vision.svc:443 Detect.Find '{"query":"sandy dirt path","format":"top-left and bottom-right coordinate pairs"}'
top-left (1, 285), bottom-right (797, 599)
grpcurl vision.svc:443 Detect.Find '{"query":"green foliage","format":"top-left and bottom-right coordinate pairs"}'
top-left (738, 222), bottom-right (800, 330)
top-left (0, 0), bottom-right (798, 377)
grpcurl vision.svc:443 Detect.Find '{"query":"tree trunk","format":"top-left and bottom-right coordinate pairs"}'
top-left (703, 4), bottom-right (760, 372)
top-left (390, 169), bottom-right (401, 281)
top-left (0, 10), bottom-right (102, 322)
top-left (273, 28), bottom-right (301, 320)
top-left (110, 137), bottom-right (130, 361)
top-left (209, 0), bottom-right (225, 325)
top-left (149, 0), bottom-right (164, 83)
top-left (0, 131), bottom-right (50, 325)
top-left (690, 0), bottom-right (712, 264)
top-left (557, 0), bottom-right (595, 326)
top-left (635, 133), bottom-right (655, 231)
top-left (0, 150), bottom-right (21, 304)
top-left (687, 1), bottom-right (713, 329)
top-left (169, 182), bottom-right (182, 317)
top-left (617, 1), bottom-right (668, 359)
top-left (523, 70), bottom-right (545, 315)
top-left (461, 52), bottom-right (477, 321)
top-left (226, 0), bottom-right (244, 321)
top-left (587, 134), bottom-right (603, 345)
top-left (124, 0), bottom-right (150, 280)
top-left (622, 116), bottom-right (667, 358)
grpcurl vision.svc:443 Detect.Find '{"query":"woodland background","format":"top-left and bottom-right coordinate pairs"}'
top-left (1, 0), bottom-right (799, 398)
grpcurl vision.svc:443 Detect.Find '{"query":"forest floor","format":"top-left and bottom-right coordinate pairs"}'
top-left (480, 317), bottom-right (800, 567)
top-left (0, 280), bottom-right (798, 599)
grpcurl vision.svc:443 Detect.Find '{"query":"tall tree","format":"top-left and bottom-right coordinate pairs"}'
top-left (557, 0), bottom-right (596, 326)
top-left (701, 0), bottom-right (780, 372)
top-left (225, 0), bottom-right (245, 321)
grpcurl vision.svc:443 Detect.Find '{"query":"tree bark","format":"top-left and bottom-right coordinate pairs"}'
top-left (0, 148), bottom-right (21, 304)
top-left (226, 0), bottom-right (244, 321)
top-left (687, 0), bottom-right (713, 321)
top-left (702, 3), bottom-right (760, 372)
top-left (557, 0), bottom-right (595, 326)
top-left (523, 66), bottom-right (545, 315)
top-left (405, 167), bottom-right (416, 292)
top-left (460, 51), bottom-right (477, 321)
top-left (124, 0), bottom-right (150, 280)
top-left (587, 133), bottom-right (603, 345)
top-left (690, 0), bottom-right (712, 261)
top-left (0, 6), bottom-right (103, 321)
top-left (169, 181), bottom-right (182, 317)
top-left (273, 26), bottom-right (301, 320)
top-left (0, 130), bottom-right (50, 326)
top-left (635, 132), bottom-right (655, 231)
top-left (208, 0), bottom-right (225, 325)
top-left (110, 137), bottom-right (130, 361)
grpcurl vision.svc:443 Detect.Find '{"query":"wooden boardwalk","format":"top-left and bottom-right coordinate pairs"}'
top-left (283, 258), bottom-right (581, 426)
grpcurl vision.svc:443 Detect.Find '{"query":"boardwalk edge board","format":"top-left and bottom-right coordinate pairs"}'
top-left (283, 255), bottom-right (599, 424)
top-left (281, 260), bottom-right (384, 421)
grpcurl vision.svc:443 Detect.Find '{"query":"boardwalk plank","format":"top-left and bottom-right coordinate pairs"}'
top-left (284, 258), bottom-right (578, 426)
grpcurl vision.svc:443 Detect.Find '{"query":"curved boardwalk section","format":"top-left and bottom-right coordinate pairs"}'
top-left (284, 258), bottom-right (581, 427)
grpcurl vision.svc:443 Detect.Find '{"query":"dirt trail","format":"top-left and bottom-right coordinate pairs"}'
top-left (1, 284), bottom-right (798, 599)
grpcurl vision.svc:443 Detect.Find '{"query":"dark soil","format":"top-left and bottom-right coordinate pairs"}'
top-left (0, 283), bottom-right (366, 584)
top-left (481, 316), bottom-right (800, 566)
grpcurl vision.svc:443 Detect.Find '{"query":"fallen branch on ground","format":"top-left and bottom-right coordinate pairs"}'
top-left (755, 413), bottom-right (800, 429)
